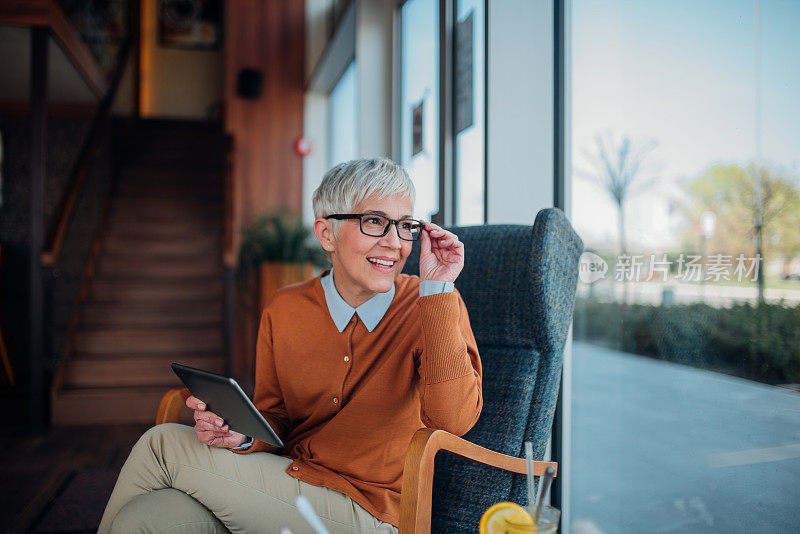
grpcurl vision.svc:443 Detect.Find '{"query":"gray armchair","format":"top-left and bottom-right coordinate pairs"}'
top-left (399, 207), bottom-right (583, 533)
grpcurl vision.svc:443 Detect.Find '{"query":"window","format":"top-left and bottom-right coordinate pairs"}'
top-left (569, 1), bottom-right (800, 532)
top-left (454, 0), bottom-right (485, 225)
top-left (400, 0), bottom-right (439, 223)
top-left (329, 61), bottom-right (358, 167)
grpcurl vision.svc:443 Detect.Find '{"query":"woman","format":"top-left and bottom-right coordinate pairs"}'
top-left (98, 157), bottom-right (482, 533)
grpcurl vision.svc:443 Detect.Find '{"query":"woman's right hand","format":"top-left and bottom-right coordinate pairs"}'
top-left (186, 395), bottom-right (248, 449)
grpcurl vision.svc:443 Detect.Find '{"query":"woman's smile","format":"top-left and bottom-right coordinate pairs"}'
top-left (367, 256), bottom-right (398, 272)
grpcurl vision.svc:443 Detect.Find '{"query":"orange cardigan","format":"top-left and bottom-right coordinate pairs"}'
top-left (230, 268), bottom-right (483, 527)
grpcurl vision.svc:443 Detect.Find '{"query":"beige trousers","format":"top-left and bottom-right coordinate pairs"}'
top-left (98, 423), bottom-right (399, 534)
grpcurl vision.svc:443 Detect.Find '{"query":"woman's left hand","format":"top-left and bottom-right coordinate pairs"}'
top-left (420, 222), bottom-right (464, 284)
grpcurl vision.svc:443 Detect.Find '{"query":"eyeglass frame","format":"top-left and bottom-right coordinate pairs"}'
top-left (324, 212), bottom-right (425, 241)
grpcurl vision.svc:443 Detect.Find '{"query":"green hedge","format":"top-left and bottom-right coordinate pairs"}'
top-left (573, 299), bottom-right (800, 385)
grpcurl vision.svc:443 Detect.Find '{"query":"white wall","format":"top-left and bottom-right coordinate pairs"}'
top-left (303, 0), bottom-right (335, 228)
top-left (139, 0), bottom-right (223, 119)
top-left (355, 0), bottom-right (394, 158)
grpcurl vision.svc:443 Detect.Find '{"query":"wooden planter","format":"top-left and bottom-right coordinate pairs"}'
top-left (259, 262), bottom-right (314, 312)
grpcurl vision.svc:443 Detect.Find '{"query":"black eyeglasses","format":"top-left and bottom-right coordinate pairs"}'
top-left (325, 213), bottom-right (424, 241)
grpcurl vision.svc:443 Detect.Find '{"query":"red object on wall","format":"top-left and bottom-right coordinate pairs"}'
top-left (294, 136), bottom-right (313, 157)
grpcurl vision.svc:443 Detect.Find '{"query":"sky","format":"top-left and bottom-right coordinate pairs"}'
top-left (571, 0), bottom-right (800, 252)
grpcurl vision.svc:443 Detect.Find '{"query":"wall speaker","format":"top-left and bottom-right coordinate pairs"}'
top-left (237, 68), bottom-right (263, 99)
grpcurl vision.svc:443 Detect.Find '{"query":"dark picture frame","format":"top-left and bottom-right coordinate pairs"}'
top-left (159, 0), bottom-right (223, 50)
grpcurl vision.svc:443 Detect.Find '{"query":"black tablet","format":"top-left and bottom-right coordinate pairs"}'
top-left (171, 363), bottom-right (284, 448)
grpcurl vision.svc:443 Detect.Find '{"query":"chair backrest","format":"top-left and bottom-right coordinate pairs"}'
top-left (401, 208), bottom-right (583, 532)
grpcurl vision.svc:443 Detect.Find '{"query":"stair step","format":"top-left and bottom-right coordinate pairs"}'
top-left (108, 212), bottom-right (222, 227)
top-left (98, 249), bottom-right (220, 263)
top-left (118, 168), bottom-right (223, 182)
top-left (121, 147), bottom-right (222, 157)
top-left (74, 327), bottom-right (223, 355)
top-left (89, 279), bottom-right (223, 302)
top-left (63, 353), bottom-right (223, 388)
top-left (106, 227), bottom-right (219, 241)
top-left (111, 201), bottom-right (222, 216)
top-left (95, 257), bottom-right (222, 279)
top-left (100, 253), bottom-right (221, 268)
top-left (108, 210), bottom-right (222, 225)
top-left (107, 219), bottom-right (219, 236)
top-left (111, 196), bottom-right (221, 209)
top-left (81, 301), bottom-right (223, 327)
top-left (123, 134), bottom-right (222, 142)
top-left (115, 186), bottom-right (221, 199)
top-left (123, 137), bottom-right (224, 148)
top-left (51, 385), bottom-right (189, 425)
top-left (103, 237), bottom-right (219, 256)
top-left (120, 126), bottom-right (223, 138)
top-left (119, 158), bottom-right (224, 170)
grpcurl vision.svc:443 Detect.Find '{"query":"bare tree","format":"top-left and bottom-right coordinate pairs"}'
top-left (579, 133), bottom-right (659, 256)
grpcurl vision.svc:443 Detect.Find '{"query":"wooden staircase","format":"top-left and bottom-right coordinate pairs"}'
top-left (51, 120), bottom-right (226, 425)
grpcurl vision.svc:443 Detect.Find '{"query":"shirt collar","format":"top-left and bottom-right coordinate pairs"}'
top-left (320, 267), bottom-right (395, 332)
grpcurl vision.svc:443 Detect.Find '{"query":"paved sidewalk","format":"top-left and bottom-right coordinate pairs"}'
top-left (570, 342), bottom-right (800, 533)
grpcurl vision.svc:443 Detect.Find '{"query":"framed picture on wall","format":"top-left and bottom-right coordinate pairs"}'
top-left (159, 0), bottom-right (222, 49)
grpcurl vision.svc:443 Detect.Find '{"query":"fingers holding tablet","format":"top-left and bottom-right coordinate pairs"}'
top-left (173, 363), bottom-right (283, 448)
top-left (186, 394), bottom-right (246, 447)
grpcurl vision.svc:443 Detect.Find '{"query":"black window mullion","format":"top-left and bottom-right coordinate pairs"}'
top-left (437, 0), bottom-right (454, 226)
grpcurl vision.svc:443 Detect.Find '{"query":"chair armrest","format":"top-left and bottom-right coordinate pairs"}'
top-left (399, 428), bottom-right (557, 534)
top-left (156, 387), bottom-right (191, 425)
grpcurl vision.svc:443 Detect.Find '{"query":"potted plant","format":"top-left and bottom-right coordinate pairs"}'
top-left (236, 208), bottom-right (329, 311)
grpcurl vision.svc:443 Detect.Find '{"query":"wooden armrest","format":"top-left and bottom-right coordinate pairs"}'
top-left (399, 428), bottom-right (557, 534)
top-left (156, 387), bottom-right (191, 425)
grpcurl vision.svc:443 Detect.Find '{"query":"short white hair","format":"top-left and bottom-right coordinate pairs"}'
top-left (313, 157), bottom-right (416, 239)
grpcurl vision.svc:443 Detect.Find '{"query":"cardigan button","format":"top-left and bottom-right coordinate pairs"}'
top-left (333, 397), bottom-right (339, 404)
top-left (292, 466), bottom-right (299, 471)
top-left (344, 356), bottom-right (350, 362)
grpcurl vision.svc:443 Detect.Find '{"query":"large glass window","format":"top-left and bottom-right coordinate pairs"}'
top-left (569, 1), bottom-right (800, 533)
top-left (454, 0), bottom-right (485, 225)
top-left (329, 61), bottom-right (358, 167)
top-left (400, 0), bottom-right (439, 223)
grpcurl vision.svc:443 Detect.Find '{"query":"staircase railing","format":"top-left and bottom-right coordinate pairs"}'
top-left (44, 34), bottom-right (134, 405)
top-left (0, 0), bottom-right (108, 98)
top-left (41, 35), bottom-right (133, 267)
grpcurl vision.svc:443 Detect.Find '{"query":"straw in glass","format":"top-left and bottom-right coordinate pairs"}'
top-left (525, 441), bottom-right (536, 517)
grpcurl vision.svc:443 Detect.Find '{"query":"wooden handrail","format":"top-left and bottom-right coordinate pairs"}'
top-left (41, 35), bottom-right (133, 267)
top-left (0, 0), bottom-right (107, 99)
top-left (223, 133), bottom-right (237, 268)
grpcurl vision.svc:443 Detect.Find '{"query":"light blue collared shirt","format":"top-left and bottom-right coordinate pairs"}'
top-left (320, 267), bottom-right (455, 332)
top-left (231, 266), bottom-right (454, 450)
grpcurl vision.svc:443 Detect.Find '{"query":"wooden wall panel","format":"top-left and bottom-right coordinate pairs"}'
top-left (225, 0), bottom-right (305, 381)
